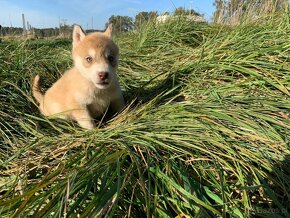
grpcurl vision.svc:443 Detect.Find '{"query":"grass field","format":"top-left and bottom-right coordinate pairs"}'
top-left (1, 15), bottom-right (290, 217)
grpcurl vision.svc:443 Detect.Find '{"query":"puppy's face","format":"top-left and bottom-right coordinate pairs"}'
top-left (72, 25), bottom-right (119, 90)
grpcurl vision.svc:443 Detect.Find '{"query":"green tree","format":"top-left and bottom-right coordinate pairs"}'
top-left (135, 11), bottom-right (158, 28)
top-left (173, 7), bottom-right (201, 16)
top-left (106, 15), bottom-right (133, 33)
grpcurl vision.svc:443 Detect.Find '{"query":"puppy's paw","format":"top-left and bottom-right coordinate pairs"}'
top-left (77, 120), bottom-right (95, 130)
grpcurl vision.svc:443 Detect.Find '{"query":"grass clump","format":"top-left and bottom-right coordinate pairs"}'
top-left (1, 16), bottom-right (290, 217)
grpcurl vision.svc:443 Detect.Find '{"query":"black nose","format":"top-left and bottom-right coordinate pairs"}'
top-left (98, 72), bottom-right (108, 80)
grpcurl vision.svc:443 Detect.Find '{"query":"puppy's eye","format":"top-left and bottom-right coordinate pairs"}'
top-left (85, 56), bottom-right (93, 63)
top-left (107, 55), bottom-right (114, 63)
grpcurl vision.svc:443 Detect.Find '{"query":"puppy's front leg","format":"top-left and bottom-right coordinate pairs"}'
top-left (71, 109), bottom-right (95, 129)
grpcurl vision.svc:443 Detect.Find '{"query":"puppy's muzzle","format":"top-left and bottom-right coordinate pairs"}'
top-left (97, 72), bottom-right (109, 85)
top-left (98, 72), bottom-right (108, 80)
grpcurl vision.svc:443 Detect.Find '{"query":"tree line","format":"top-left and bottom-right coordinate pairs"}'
top-left (106, 7), bottom-right (203, 33)
top-left (1, 1), bottom-right (288, 38)
top-left (0, 24), bottom-right (73, 38)
top-left (0, 7), bottom-right (203, 38)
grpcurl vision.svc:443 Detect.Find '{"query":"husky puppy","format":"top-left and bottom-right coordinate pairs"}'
top-left (32, 24), bottom-right (124, 129)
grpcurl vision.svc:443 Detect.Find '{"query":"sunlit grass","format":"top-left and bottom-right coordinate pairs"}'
top-left (1, 15), bottom-right (290, 217)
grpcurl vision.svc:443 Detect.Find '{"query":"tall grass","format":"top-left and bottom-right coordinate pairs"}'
top-left (1, 15), bottom-right (290, 217)
top-left (214, 0), bottom-right (289, 25)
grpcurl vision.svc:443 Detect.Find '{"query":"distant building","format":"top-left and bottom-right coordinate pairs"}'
top-left (185, 15), bottom-right (205, 22)
top-left (156, 14), bottom-right (171, 23)
top-left (156, 14), bottom-right (205, 23)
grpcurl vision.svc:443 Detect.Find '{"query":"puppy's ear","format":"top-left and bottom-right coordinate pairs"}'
top-left (104, 24), bottom-right (113, 38)
top-left (73, 25), bottom-right (85, 48)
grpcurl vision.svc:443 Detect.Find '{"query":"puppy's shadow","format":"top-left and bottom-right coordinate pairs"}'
top-left (122, 72), bottom-right (183, 107)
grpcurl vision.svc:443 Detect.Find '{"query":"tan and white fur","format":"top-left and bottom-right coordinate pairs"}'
top-left (32, 24), bottom-right (124, 129)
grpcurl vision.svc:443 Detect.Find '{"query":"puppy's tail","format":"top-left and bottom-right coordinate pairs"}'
top-left (32, 75), bottom-right (44, 104)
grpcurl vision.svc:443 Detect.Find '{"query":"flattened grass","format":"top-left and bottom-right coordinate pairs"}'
top-left (1, 16), bottom-right (290, 217)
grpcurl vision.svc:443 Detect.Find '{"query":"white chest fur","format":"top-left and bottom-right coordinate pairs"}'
top-left (75, 85), bottom-right (111, 118)
top-left (88, 94), bottom-right (110, 117)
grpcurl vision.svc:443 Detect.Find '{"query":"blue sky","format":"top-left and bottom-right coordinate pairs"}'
top-left (0, 0), bottom-right (215, 30)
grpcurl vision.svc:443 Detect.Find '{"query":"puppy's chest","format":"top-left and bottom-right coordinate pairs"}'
top-left (75, 88), bottom-right (111, 117)
top-left (87, 96), bottom-right (110, 117)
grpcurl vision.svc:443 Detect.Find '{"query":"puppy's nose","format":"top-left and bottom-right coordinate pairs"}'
top-left (98, 72), bottom-right (108, 80)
